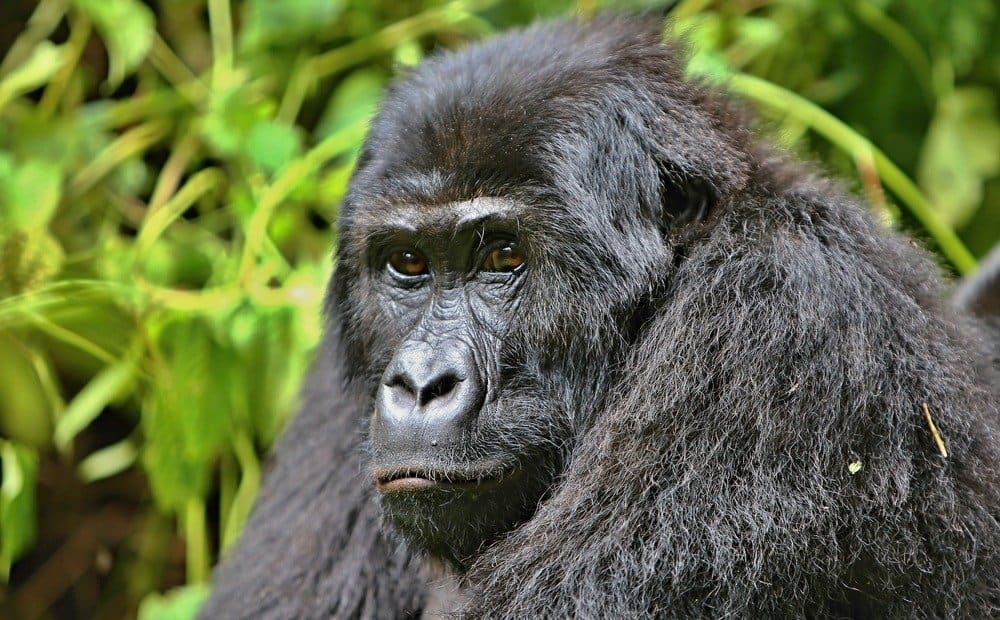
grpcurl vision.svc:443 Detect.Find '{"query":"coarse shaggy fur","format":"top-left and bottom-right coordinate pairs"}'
top-left (202, 14), bottom-right (1000, 619)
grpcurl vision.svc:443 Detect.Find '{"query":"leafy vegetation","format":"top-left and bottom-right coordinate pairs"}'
top-left (0, 0), bottom-right (996, 617)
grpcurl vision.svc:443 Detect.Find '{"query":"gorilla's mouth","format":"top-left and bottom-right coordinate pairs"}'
top-left (374, 466), bottom-right (517, 494)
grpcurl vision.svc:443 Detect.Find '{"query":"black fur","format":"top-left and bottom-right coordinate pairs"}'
top-left (203, 16), bottom-right (1000, 618)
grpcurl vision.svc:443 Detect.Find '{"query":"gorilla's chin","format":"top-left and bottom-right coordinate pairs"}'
top-left (375, 463), bottom-right (550, 567)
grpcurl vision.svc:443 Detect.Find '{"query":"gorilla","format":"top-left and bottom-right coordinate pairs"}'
top-left (202, 15), bottom-right (1000, 619)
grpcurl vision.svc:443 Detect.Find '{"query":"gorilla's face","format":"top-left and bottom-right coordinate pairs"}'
top-left (339, 194), bottom-right (626, 565)
top-left (336, 184), bottom-right (680, 564)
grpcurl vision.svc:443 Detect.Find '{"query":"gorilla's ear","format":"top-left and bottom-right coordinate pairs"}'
top-left (646, 103), bottom-right (749, 233)
top-left (658, 163), bottom-right (713, 233)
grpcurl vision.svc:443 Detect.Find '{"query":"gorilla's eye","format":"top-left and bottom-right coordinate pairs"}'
top-left (387, 249), bottom-right (429, 277)
top-left (482, 242), bottom-right (525, 273)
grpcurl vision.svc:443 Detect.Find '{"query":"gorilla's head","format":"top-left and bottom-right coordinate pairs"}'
top-left (332, 17), bottom-right (750, 565)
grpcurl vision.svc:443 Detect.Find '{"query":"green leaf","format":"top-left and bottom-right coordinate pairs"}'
top-left (137, 584), bottom-right (209, 620)
top-left (736, 17), bottom-right (783, 49)
top-left (245, 121), bottom-right (302, 176)
top-left (918, 88), bottom-right (1000, 227)
top-left (0, 334), bottom-right (53, 448)
top-left (0, 42), bottom-right (67, 110)
top-left (316, 69), bottom-right (385, 140)
top-left (4, 108), bottom-right (110, 175)
top-left (0, 228), bottom-right (66, 296)
top-left (240, 0), bottom-right (344, 50)
top-left (201, 82), bottom-right (270, 157)
top-left (900, 0), bottom-right (994, 74)
top-left (730, 16), bottom-right (783, 66)
top-left (73, 0), bottom-right (156, 87)
top-left (675, 14), bottom-right (731, 83)
top-left (0, 158), bottom-right (63, 230)
top-left (234, 307), bottom-right (305, 443)
top-left (142, 319), bottom-right (234, 510)
top-left (1, 441), bottom-right (39, 582)
top-left (54, 351), bottom-right (139, 451)
top-left (687, 49), bottom-right (731, 83)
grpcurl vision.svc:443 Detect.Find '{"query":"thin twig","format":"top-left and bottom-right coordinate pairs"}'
top-left (922, 402), bottom-right (948, 458)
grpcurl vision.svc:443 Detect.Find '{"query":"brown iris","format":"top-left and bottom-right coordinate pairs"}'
top-left (482, 242), bottom-right (525, 272)
top-left (387, 249), bottom-right (428, 276)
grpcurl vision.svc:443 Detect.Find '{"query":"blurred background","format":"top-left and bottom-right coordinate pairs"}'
top-left (0, 0), bottom-right (997, 617)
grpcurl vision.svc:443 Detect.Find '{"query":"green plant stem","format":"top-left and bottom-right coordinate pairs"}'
top-left (221, 432), bottom-right (260, 551)
top-left (91, 91), bottom-right (188, 130)
top-left (218, 453), bottom-right (236, 549)
top-left (69, 120), bottom-right (172, 198)
top-left (184, 497), bottom-right (209, 583)
top-left (136, 168), bottom-right (225, 261)
top-left (729, 72), bottom-right (976, 275)
top-left (137, 281), bottom-right (243, 312)
top-left (26, 314), bottom-right (118, 366)
top-left (77, 438), bottom-right (138, 482)
top-left (0, 280), bottom-right (138, 326)
top-left (38, 9), bottom-right (91, 116)
top-left (207, 0), bottom-right (234, 93)
top-left (150, 35), bottom-right (209, 103)
top-left (147, 130), bottom-right (202, 211)
top-left (21, 342), bottom-right (67, 417)
top-left (277, 55), bottom-right (312, 125)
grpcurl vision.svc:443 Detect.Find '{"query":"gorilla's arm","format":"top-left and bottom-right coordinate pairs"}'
top-left (956, 243), bottom-right (1000, 319)
top-left (200, 321), bottom-right (428, 619)
top-left (465, 187), bottom-right (1000, 617)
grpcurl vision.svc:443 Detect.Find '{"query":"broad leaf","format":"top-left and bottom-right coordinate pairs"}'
top-left (0, 442), bottom-right (38, 581)
top-left (918, 88), bottom-right (1000, 227)
top-left (74, 0), bottom-right (156, 87)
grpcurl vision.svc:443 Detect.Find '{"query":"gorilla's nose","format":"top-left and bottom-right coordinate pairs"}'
top-left (374, 340), bottom-right (485, 447)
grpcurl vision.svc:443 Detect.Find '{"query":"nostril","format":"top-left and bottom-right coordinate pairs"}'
top-left (418, 373), bottom-right (461, 406)
top-left (386, 374), bottom-right (416, 396)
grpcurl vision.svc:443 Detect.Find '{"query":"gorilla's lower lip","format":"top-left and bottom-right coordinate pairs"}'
top-left (374, 467), bottom-right (515, 494)
top-left (376, 476), bottom-right (440, 492)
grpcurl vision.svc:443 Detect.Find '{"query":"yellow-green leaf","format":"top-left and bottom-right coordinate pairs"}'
top-left (0, 441), bottom-right (38, 582)
top-left (918, 88), bottom-right (1000, 227)
top-left (0, 42), bottom-right (67, 111)
top-left (73, 0), bottom-right (155, 87)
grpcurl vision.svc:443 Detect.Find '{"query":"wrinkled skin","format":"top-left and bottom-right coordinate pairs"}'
top-left (354, 196), bottom-right (569, 565)
top-left (203, 15), bottom-right (1000, 619)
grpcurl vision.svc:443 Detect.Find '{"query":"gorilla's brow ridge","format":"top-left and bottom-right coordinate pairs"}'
top-left (357, 197), bottom-right (524, 240)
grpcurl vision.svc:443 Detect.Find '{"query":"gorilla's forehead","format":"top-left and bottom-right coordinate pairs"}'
top-left (346, 17), bottom-right (683, 208)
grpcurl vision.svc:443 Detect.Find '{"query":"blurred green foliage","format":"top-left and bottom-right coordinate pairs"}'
top-left (0, 0), bottom-right (996, 617)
